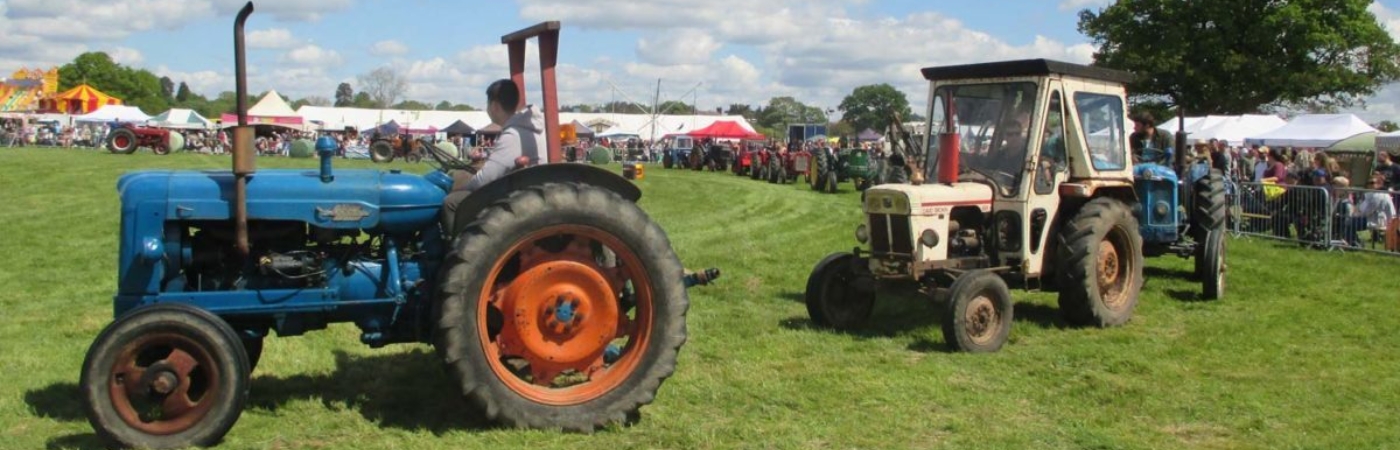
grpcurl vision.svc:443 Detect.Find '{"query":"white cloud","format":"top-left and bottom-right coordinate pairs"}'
top-left (1058, 0), bottom-right (1111, 12)
top-left (247, 28), bottom-right (299, 49)
top-left (104, 46), bottom-right (144, 66)
top-left (1369, 2), bottom-right (1400, 41)
top-left (636, 29), bottom-right (722, 65)
top-left (209, 0), bottom-right (354, 22)
top-left (369, 40), bottom-right (409, 57)
top-left (154, 66), bottom-right (229, 96)
top-left (282, 44), bottom-right (343, 67)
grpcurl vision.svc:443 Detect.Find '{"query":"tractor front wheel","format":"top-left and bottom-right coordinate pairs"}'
top-left (941, 270), bottom-right (1013, 353)
top-left (1201, 229), bottom-right (1226, 300)
top-left (1056, 197), bottom-right (1143, 327)
top-left (1193, 169), bottom-right (1227, 277)
top-left (80, 303), bottom-right (250, 449)
top-left (435, 182), bottom-right (688, 431)
top-left (804, 252), bottom-right (875, 330)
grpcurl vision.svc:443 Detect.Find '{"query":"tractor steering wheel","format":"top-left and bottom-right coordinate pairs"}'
top-left (1137, 147), bottom-right (1168, 164)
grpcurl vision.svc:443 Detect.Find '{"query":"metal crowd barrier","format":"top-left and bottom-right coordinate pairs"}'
top-left (1229, 181), bottom-right (1400, 255)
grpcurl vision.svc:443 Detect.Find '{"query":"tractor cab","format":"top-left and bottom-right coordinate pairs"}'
top-left (861, 59), bottom-right (1138, 279)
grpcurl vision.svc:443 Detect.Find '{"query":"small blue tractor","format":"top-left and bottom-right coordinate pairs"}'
top-left (79, 4), bottom-right (712, 448)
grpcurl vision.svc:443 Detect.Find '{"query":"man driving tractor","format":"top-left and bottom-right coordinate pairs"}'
top-left (441, 79), bottom-right (546, 232)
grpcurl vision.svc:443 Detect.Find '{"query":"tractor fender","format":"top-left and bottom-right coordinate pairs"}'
top-left (450, 163), bottom-right (641, 235)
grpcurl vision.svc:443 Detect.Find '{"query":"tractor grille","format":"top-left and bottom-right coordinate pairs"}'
top-left (869, 213), bottom-right (914, 254)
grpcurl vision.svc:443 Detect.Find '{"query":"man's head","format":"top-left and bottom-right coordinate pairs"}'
top-left (485, 79), bottom-right (521, 126)
top-left (1131, 111), bottom-right (1155, 134)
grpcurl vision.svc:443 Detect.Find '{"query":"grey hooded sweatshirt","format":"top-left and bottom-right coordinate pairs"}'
top-left (459, 105), bottom-right (545, 192)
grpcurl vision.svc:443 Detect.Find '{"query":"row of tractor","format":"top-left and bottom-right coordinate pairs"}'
top-left (71, 6), bottom-right (1230, 449)
top-left (660, 135), bottom-right (915, 193)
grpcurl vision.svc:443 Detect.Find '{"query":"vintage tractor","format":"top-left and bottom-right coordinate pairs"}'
top-left (661, 135), bottom-right (693, 169)
top-left (809, 147), bottom-right (880, 192)
top-left (369, 133), bottom-right (425, 163)
top-left (107, 123), bottom-right (185, 155)
top-left (79, 8), bottom-right (712, 449)
top-left (804, 59), bottom-right (1228, 353)
top-left (769, 144), bottom-right (811, 184)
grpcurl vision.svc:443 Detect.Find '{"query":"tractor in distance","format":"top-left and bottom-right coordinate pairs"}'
top-left (78, 6), bottom-right (711, 448)
top-left (107, 123), bottom-right (185, 155)
top-left (804, 59), bottom-right (1228, 353)
top-left (809, 146), bottom-right (880, 193)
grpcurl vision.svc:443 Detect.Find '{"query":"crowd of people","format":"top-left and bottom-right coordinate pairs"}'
top-left (1131, 113), bottom-right (1400, 251)
top-left (1, 118), bottom-right (109, 148)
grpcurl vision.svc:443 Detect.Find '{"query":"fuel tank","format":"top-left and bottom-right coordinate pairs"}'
top-left (118, 169), bottom-right (446, 233)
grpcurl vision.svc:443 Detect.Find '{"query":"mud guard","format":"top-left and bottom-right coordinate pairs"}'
top-left (450, 164), bottom-right (642, 235)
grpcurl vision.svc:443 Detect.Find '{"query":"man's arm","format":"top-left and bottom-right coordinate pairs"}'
top-left (459, 130), bottom-right (524, 192)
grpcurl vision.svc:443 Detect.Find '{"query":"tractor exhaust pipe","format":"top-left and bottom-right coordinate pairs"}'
top-left (231, 2), bottom-right (255, 257)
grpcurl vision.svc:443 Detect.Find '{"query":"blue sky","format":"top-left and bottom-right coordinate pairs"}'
top-left (4, 0), bottom-right (1400, 120)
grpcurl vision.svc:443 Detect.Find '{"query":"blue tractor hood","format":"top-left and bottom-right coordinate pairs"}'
top-left (1133, 163), bottom-right (1179, 182)
top-left (118, 169), bottom-right (446, 234)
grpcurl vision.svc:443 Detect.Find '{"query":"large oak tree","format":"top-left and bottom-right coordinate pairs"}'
top-left (1078, 0), bottom-right (1400, 114)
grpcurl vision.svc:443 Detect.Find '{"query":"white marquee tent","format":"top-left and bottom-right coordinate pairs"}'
top-left (1245, 114), bottom-right (1377, 148)
top-left (295, 105), bottom-right (756, 141)
top-left (1376, 130), bottom-right (1400, 154)
top-left (74, 105), bottom-right (151, 123)
top-left (147, 108), bottom-right (214, 129)
top-left (1190, 115), bottom-right (1287, 146)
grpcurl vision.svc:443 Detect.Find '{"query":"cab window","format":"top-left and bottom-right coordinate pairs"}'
top-left (1073, 92), bottom-right (1127, 171)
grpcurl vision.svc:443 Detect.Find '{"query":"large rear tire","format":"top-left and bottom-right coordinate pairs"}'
top-left (941, 270), bottom-right (1013, 353)
top-left (435, 182), bottom-right (687, 431)
top-left (107, 128), bottom-right (139, 154)
top-left (1056, 197), bottom-right (1144, 327)
top-left (804, 253), bottom-right (875, 330)
top-left (81, 304), bottom-right (250, 449)
top-left (369, 140), bottom-right (395, 163)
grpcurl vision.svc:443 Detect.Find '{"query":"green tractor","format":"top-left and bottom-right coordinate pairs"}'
top-left (810, 147), bottom-right (883, 193)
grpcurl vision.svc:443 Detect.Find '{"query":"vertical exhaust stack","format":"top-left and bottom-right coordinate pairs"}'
top-left (936, 97), bottom-right (959, 185)
top-left (231, 2), bottom-right (255, 257)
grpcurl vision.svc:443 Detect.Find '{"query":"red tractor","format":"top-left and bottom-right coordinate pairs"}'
top-left (780, 144), bottom-right (813, 184)
top-left (106, 123), bottom-right (184, 155)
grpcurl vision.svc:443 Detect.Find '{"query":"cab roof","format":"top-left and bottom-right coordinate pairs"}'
top-left (920, 59), bottom-right (1134, 84)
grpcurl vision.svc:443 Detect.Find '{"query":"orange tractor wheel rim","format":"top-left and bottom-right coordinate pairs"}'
top-left (479, 225), bottom-right (653, 405)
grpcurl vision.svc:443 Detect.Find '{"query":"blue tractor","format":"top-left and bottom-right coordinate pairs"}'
top-left (79, 6), bottom-right (713, 448)
top-left (1132, 146), bottom-right (1228, 300)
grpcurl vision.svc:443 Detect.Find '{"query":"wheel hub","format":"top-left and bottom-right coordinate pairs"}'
top-left (495, 259), bottom-right (620, 386)
top-left (965, 296), bottom-right (999, 345)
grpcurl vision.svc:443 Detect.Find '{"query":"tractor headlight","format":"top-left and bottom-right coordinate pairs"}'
top-left (920, 229), bottom-right (940, 248)
top-left (1154, 201), bottom-right (1171, 218)
top-left (855, 224), bottom-right (869, 244)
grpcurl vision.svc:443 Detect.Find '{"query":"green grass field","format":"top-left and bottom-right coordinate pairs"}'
top-left (2, 147), bottom-right (1398, 449)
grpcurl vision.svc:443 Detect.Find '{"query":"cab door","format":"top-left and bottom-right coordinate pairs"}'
top-left (1022, 84), bottom-right (1070, 276)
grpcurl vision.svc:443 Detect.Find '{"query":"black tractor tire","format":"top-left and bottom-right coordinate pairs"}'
top-left (242, 338), bottom-right (263, 373)
top-left (435, 182), bottom-right (688, 431)
top-left (405, 151), bottom-right (424, 164)
top-left (824, 171), bottom-right (839, 193)
top-left (1055, 197), bottom-right (1144, 327)
top-left (1192, 169), bottom-right (1228, 237)
top-left (812, 152), bottom-right (831, 190)
top-left (805, 252), bottom-right (875, 330)
top-left (81, 303), bottom-right (250, 450)
top-left (1201, 229), bottom-right (1226, 300)
top-left (941, 270), bottom-right (1014, 353)
top-left (369, 140), bottom-right (395, 163)
top-left (107, 128), bottom-right (139, 154)
top-left (662, 153), bottom-right (674, 169)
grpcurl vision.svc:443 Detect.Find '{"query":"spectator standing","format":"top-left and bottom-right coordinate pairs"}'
top-left (1376, 151), bottom-right (1400, 190)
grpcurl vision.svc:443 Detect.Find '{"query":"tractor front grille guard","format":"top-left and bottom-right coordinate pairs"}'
top-left (868, 213), bottom-right (914, 255)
